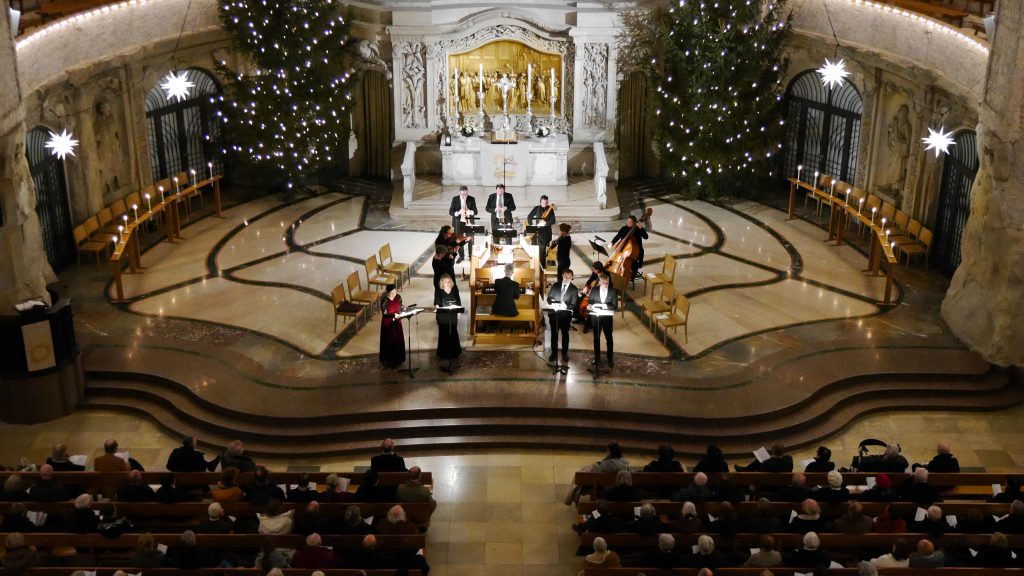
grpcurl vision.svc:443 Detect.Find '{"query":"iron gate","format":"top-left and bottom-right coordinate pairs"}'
top-left (26, 126), bottom-right (74, 273)
top-left (781, 70), bottom-right (863, 185)
top-left (145, 68), bottom-right (224, 183)
top-left (934, 130), bottom-right (978, 275)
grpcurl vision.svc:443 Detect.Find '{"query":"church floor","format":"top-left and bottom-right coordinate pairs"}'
top-left (2, 406), bottom-right (1024, 576)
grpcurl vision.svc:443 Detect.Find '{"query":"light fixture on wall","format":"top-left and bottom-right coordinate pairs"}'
top-left (161, 70), bottom-right (195, 102)
top-left (922, 126), bottom-right (955, 157)
top-left (45, 128), bottom-right (78, 160)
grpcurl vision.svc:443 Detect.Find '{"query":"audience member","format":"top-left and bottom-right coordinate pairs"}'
top-left (630, 503), bottom-right (670, 536)
top-left (707, 500), bottom-right (739, 536)
top-left (644, 444), bottom-right (685, 472)
top-left (776, 472), bottom-right (811, 502)
top-left (1, 532), bottom-right (40, 576)
top-left (370, 438), bottom-right (407, 472)
top-left (95, 439), bottom-right (130, 472)
top-left (291, 533), bottom-right (337, 569)
top-left (996, 499), bottom-right (1024, 533)
top-left (3, 474), bottom-right (30, 501)
top-left (395, 466), bottom-right (437, 526)
top-left (900, 467), bottom-right (942, 506)
top-left (645, 533), bottom-right (685, 569)
top-left (131, 532), bottom-right (166, 568)
top-left (857, 561), bottom-right (878, 576)
top-left (196, 502), bottom-right (234, 534)
top-left (871, 538), bottom-right (911, 567)
top-left (959, 506), bottom-right (995, 533)
top-left (690, 534), bottom-right (733, 569)
top-left (976, 532), bottom-right (1015, 567)
top-left (913, 504), bottom-right (948, 537)
top-left (744, 498), bottom-right (783, 533)
top-left (46, 443), bottom-right (85, 471)
top-left (257, 499), bottom-right (294, 535)
top-left (604, 470), bottom-right (642, 502)
top-left (858, 472), bottom-right (899, 502)
top-left (583, 536), bottom-right (621, 569)
top-left (221, 440), bottom-right (257, 472)
top-left (789, 499), bottom-right (823, 533)
top-left (322, 472), bottom-right (357, 503)
top-left (345, 534), bottom-right (388, 569)
top-left (918, 441), bottom-right (960, 473)
top-left (337, 505), bottom-right (374, 536)
top-left (156, 474), bottom-right (193, 504)
top-left (675, 501), bottom-right (704, 534)
top-left (909, 538), bottom-right (945, 568)
top-left (860, 444), bottom-right (908, 473)
top-left (744, 535), bottom-right (782, 567)
top-left (693, 444), bottom-right (729, 474)
top-left (166, 436), bottom-right (220, 472)
top-left (117, 469), bottom-right (157, 502)
top-left (377, 504), bottom-right (417, 535)
top-left (739, 444), bottom-right (793, 473)
top-left (1, 503), bottom-right (36, 533)
top-left (353, 469), bottom-right (387, 502)
top-left (712, 473), bottom-right (746, 503)
top-left (247, 466), bottom-right (286, 505)
top-left (573, 499), bottom-right (628, 534)
top-left (27, 465), bottom-right (70, 502)
top-left (212, 467), bottom-right (245, 503)
top-left (991, 476), bottom-right (1024, 503)
top-left (287, 473), bottom-right (319, 503)
top-left (804, 446), bottom-right (835, 473)
top-left (673, 471), bottom-right (713, 502)
top-left (165, 530), bottom-right (217, 569)
top-left (253, 536), bottom-right (290, 571)
top-left (831, 501), bottom-right (872, 534)
top-left (564, 442), bottom-right (629, 505)
top-left (815, 470), bottom-right (849, 504)
top-left (66, 494), bottom-right (99, 533)
top-left (787, 531), bottom-right (829, 568)
top-left (294, 501), bottom-right (332, 536)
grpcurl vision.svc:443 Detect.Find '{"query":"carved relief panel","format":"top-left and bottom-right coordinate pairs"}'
top-left (396, 42), bottom-right (428, 130)
top-left (581, 43), bottom-right (608, 129)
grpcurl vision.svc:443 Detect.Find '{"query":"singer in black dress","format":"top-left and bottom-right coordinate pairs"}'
top-left (434, 274), bottom-right (462, 360)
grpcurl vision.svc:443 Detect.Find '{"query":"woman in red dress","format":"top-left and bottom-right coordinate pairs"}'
top-left (379, 284), bottom-right (406, 368)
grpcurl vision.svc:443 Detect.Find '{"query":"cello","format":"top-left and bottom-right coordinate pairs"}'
top-left (607, 208), bottom-right (653, 281)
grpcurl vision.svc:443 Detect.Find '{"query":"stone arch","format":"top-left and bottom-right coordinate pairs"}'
top-left (144, 67), bottom-right (224, 183)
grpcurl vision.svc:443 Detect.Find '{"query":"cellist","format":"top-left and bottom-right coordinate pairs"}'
top-left (610, 214), bottom-right (649, 279)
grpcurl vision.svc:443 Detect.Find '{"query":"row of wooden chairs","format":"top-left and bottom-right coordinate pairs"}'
top-left (636, 258), bottom-right (690, 344)
top-left (331, 244), bottom-right (410, 333)
top-left (809, 174), bottom-right (934, 269)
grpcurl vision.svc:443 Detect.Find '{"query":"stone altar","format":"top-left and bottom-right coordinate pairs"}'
top-left (441, 132), bottom-right (569, 187)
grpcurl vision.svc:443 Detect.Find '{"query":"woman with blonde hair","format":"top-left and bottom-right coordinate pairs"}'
top-left (580, 536), bottom-right (620, 573)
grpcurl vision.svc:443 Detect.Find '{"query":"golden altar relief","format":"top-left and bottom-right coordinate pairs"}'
top-left (449, 40), bottom-right (562, 117)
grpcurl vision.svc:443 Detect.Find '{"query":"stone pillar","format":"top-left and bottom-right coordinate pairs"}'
top-left (0, 9), bottom-right (56, 310)
top-left (941, 3), bottom-right (1024, 366)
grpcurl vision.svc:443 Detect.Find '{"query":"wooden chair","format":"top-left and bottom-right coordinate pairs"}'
top-left (879, 200), bottom-right (896, 227)
top-left (639, 282), bottom-right (675, 329)
top-left (96, 206), bottom-right (116, 235)
top-left (900, 227), bottom-right (933, 269)
top-left (364, 254), bottom-right (395, 291)
top-left (656, 294), bottom-right (691, 344)
top-left (610, 272), bottom-right (628, 319)
top-left (859, 194), bottom-right (883, 237)
top-left (643, 257), bottom-right (676, 300)
top-left (74, 224), bottom-right (108, 265)
top-left (891, 209), bottom-right (910, 235)
top-left (83, 215), bottom-right (105, 242)
top-left (804, 173), bottom-right (827, 216)
top-left (331, 283), bottom-right (364, 333)
top-left (378, 243), bottom-right (411, 286)
top-left (889, 218), bottom-right (922, 253)
top-left (846, 187), bottom-right (867, 230)
top-left (124, 192), bottom-right (141, 219)
top-left (347, 270), bottom-right (378, 317)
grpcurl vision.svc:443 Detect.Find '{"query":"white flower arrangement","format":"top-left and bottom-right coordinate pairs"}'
top-left (536, 125), bottom-right (551, 138)
top-left (459, 125), bottom-right (476, 137)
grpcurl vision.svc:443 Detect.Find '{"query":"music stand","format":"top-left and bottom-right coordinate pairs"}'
top-left (436, 304), bottom-right (464, 373)
top-left (586, 306), bottom-right (615, 377)
top-left (589, 239), bottom-right (610, 262)
top-left (542, 300), bottom-right (572, 375)
top-left (494, 227), bottom-right (517, 245)
top-left (396, 305), bottom-right (423, 379)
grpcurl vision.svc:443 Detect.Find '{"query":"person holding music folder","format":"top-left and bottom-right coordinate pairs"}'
top-left (579, 260), bottom-right (606, 333)
top-left (588, 273), bottom-right (618, 369)
top-left (610, 214), bottom-right (649, 278)
top-left (547, 268), bottom-right (579, 363)
top-left (549, 222), bottom-right (573, 277)
top-left (492, 263), bottom-right (520, 317)
top-left (485, 183), bottom-right (516, 240)
top-left (431, 244), bottom-right (456, 290)
top-left (434, 274), bottom-right (462, 363)
top-left (527, 195), bottom-right (556, 248)
top-left (378, 284), bottom-right (405, 368)
top-left (448, 185), bottom-right (477, 262)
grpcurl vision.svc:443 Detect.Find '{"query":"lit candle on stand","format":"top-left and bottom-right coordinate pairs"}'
top-left (158, 185), bottom-right (164, 203)
top-left (830, 180), bottom-right (836, 197)
top-left (813, 170), bottom-right (819, 189)
top-left (796, 164), bottom-right (803, 183)
top-left (145, 193), bottom-right (151, 213)
top-left (173, 176), bottom-right (180, 194)
top-left (132, 204), bottom-right (138, 222)
top-left (454, 68), bottom-right (459, 113)
top-left (858, 198), bottom-right (864, 214)
top-left (122, 214), bottom-right (129, 227)
top-left (881, 216), bottom-right (887, 228)
top-left (208, 161), bottom-right (214, 181)
top-left (550, 67), bottom-right (555, 104)
top-left (112, 236), bottom-right (118, 248)
top-left (118, 225), bottom-right (123, 234)
top-left (190, 168), bottom-right (196, 184)
top-left (527, 63), bottom-right (531, 102)
top-left (870, 206), bottom-right (877, 224)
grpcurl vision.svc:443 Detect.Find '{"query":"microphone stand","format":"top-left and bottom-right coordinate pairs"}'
top-left (402, 306), bottom-right (419, 379)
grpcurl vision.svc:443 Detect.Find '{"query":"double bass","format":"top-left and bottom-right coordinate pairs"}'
top-left (607, 208), bottom-right (653, 281)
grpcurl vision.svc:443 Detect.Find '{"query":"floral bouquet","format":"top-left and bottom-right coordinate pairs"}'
top-left (535, 125), bottom-right (551, 138)
top-left (460, 125), bottom-right (476, 137)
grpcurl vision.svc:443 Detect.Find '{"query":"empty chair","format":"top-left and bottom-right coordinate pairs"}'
top-left (74, 224), bottom-right (108, 265)
top-left (900, 227), bottom-right (933, 269)
top-left (331, 282), bottom-right (365, 332)
top-left (644, 256), bottom-right (676, 300)
top-left (347, 270), bottom-right (378, 317)
top-left (639, 282), bottom-right (675, 329)
top-left (364, 254), bottom-right (395, 291)
top-left (889, 218), bottom-right (922, 253)
top-left (657, 294), bottom-right (691, 344)
top-left (378, 243), bottom-right (411, 286)
top-left (97, 206), bottom-right (116, 235)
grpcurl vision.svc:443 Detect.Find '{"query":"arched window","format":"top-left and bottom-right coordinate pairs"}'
top-left (145, 67), bottom-right (223, 183)
top-left (26, 126), bottom-right (74, 273)
top-left (781, 70), bottom-right (863, 184)
top-left (934, 130), bottom-right (978, 275)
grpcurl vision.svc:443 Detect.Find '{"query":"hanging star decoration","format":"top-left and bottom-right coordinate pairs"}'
top-left (161, 70), bottom-right (195, 102)
top-left (816, 58), bottom-right (850, 90)
top-left (45, 128), bottom-right (79, 160)
top-left (922, 126), bottom-right (955, 157)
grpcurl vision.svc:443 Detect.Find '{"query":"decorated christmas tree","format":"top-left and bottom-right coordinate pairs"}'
top-left (643, 0), bottom-right (791, 199)
top-left (217, 0), bottom-right (355, 191)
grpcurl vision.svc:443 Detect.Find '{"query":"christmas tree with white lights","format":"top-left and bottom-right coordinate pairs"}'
top-left (217, 0), bottom-right (355, 191)
top-left (649, 0), bottom-right (791, 198)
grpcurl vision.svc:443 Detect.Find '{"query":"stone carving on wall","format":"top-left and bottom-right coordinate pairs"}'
top-left (94, 77), bottom-right (131, 203)
top-left (397, 42), bottom-right (427, 129)
top-left (870, 80), bottom-right (917, 207)
top-left (356, 40), bottom-right (392, 81)
top-left (582, 43), bottom-right (608, 129)
top-left (425, 24), bottom-right (574, 135)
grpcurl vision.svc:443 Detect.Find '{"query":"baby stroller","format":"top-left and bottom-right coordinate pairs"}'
top-left (850, 438), bottom-right (891, 471)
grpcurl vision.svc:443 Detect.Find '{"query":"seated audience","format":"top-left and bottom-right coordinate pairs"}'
top-left (693, 444), bottom-right (729, 474)
top-left (707, 500), bottom-right (739, 535)
top-left (776, 472), bottom-right (811, 502)
top-left (674, 501), bottom-right (704, 534)
top-left (744, 535), bottom-right (783, 568)
top-left (858, 472), bottom-right (899, 502)
top-left (789, 498), bottom-right (823, 533)
top-left (66, 493), bottom-right (99, 533)
top-left (815, 470), bottom-right (849, 504)
top-left (1, 532), bottom-right (40, 576)
top-left (27, 465), bottom-right (70, 501)
top-left (913, 504), bottom-right (948, 537)
top-left (909, 538), bottom-right (945, 568)
top-left (959, 506), bottom-right (995, 533)
top-left (857, 561), bottom-right (877, 576)
top-left (992, 476), bottom-right (1024, 503)
top-left (673, 471), bottom-right (713, 502)
top-left (900, 467), bottom-right (942, 506)
top-left (212, 467), bottom-right (245, 503)
top-left (595, 442), bottom-right (630, 472)
top-left (287, 472), bottom-right (319, 503)
top-left (738, 443), bottom-right (793, 472)
top-left (917, 441), bottom-right (960, 473)
top-left (166, 436), bottom-right (220, 472)
top-left (117, 469), bottom-right (157, 502)
top-left (871, 538), bottom-right (911, 568)
top-left (338, 505), bottom-right (374, 536)
top-left (583, 537), bottom-right (621, 570)
top-left (396, 466), bottom-right (437, 525)
top-left (787, 531), bottom-right (829, 568)
top-left (291, 533), bottom-right (337, 569)
top-left (689, 534), bottom-right (733, 569)
top-left (378, 504), bottom-right (417, 535)
top-left (804, 446), bottom-right (835, 473)
top-left (196, 502), bottom-right (234, 534)
top-left (258, 499), bottom-right (294, 535)
top-left (646, 533), bottom-right (685, 569)
top-left (996, 499), bottom-right (1024, 533)
top-left (644, 444), bottom-right (685, 472)
top-left (630, 503), bottom-right (670, 536)
top-left (131, 532), bottom-right (167, 568)
top-left (156, 473), bottom-right (193, 504)
top-left (370, 438), bottom-right (408, 472)
top-left (976, 531), bottom-right (1016, 567)
top-left (95, 439), bottom-right (130, 472)
top-left (247, 466), bottom-right (286, 505)
top-left (831, 501), bottom-right (872, 534)
top-left (712, 473), bottom-right (746, 503)
top-left (353, 469), bottom-right (387, 502)
top-left (166, 530), bottom-right (217, 569)
top-left (573, 499), bottom-right (628, 533)
top-left (345, 534), bottom-right (389, 569)
top-left (859, 444), bottom-right (908, 473)
top-left (1, 503), bottom-right (36, 533)
top-left (744, 498), bottom-right (783, 533)
top-left (294, 501), bottom-right (332, 536)
top-left (254, 536), bottom-right (290, 571)
top-left (872, 503), bottom-right (907, 533)
top-left (46, 443), bottom-right (85, 471)
top-left (603, 469), bottom-right (642, 501)
top-left (221, 440), bottom-right (257, 472)
top-left (3, 474), bottom-right (30, 501)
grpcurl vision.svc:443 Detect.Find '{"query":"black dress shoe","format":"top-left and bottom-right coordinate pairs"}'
top-left (607, 358), bottom-right (615, 369)
top-left (547, 354), bottom-right (556, 363)
top-left (561, 353), bottom-right (569, 363)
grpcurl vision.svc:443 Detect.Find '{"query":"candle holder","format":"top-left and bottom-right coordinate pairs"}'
top-left (870, 207), bottom-right (876, 225)
top-left (858, 198), bottom-right (864, 215)
top-left (796, 165), bottom-right (803, 183)
top-left (132, 204), bottom-right (139, 222)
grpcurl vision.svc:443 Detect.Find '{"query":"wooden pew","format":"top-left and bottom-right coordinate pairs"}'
top-left (577, 532), bottom-right (1024, 551)
top-left (29, 571), bottom-right (421, 576)
top-left (7, 532), bottom-right (424, 551)
top-left (576, 500), bottom-right (1015, 519)
top-left (583, 569), bottom-right (1024, 576)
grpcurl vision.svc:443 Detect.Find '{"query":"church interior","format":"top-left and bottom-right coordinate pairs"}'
top-left (1, 0), bottom-right (1023, 575)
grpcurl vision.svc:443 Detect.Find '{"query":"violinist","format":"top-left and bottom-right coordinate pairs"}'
top-left (447, 185), bottom-right (477, 263)
top-left (527, 195), bottom-right (556, 248)
top-left (610, 214), bottom-right (649, 279)
top-left (578, 261), bottom-right (606, 334)
top-left (549, 222), bottom-right (572, 277)
top-left (431, 244), bottom-right (456, 290)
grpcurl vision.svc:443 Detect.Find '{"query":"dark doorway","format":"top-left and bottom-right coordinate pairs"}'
top-left (781, 70), bottom-right (863, 184)
top-left (145, 67), bottom-right (224, 183)
top-left (356, 70), bottom-right (394, 181)
top-left (934, 130), bottom-right (978, 275)
top-left (617, 71), bottom-right (655, 179)
top-left (26, 126), bottom-right (74, 273)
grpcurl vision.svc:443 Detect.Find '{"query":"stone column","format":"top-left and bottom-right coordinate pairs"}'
top-left (0, 10), bottom-right (56, 310)
top-left (941, 3), bottom-right (1024, 366)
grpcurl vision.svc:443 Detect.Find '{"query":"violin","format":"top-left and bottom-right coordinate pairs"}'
top-left (576, 261), bottom-right (609, 322)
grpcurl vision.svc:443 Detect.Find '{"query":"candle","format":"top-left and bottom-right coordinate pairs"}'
top-left (158, 185), bottom-right (164, 202)
top-left (881, 216), bottom-right (887, 227)
top-left (870, 207), bottom-right (876, 224)
top-left (796, 164), bottom-right (803, 183)
top-left (132, 204), bottom-right (138, 222)
top-left (122, 214), bottom-right (129, 227)
top-left (190, 168), bottom-right (196, 184)
top-left (527, 63), bottom-right (531, 101)
top-left (454, 67), bottom-right (459, 113)
top-left (145, 193), bottom-right (151, 212)
top-left (550, 67), bottom-right (555, 104)
top-left (173, 176), bottom-right (180, 194)
top-left (890, 241), bottom-right (896, 251)
top-left (858, 198), bottom-right (864, 214)
top-left (813, 170), bottom-right (819, 188)
top-left (112, 236), bottom-right (117, 247)
top-left (118, 225), bottom-right (123, 234)
top-left (208, 161), bottom-right (214, 181)
top-left (830, 181), bottom-right (835, 196)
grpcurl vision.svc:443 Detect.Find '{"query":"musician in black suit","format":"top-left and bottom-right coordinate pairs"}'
top-left (546, 269), bottom-right (579, 363)
top-left (526, 195), bottom-right (556, 248)
top-left (588, 273), bottom-right (618, 368)
top-left (491, 263), bottom-right (520, 317)
top-left (549, 222), bottom-right (572, 277)
top-left (485, 184), bottom-right (516, 241)
top-left (447, 185), bottom-right (477, 262)
top-left (610, 214), bottom-right (649, 278)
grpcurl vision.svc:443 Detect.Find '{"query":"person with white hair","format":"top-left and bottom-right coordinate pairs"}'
top-left (814, 470), bottom-right (850, 504)
top-left (673, 471), bottom-right (713, 502)
top-left (66, 493), bottom-right (98, 533)
top-left (786, 531), bottom-right (829, 568)
top-left (220, 440), bottom-right (256, 472)
top-left (1, 533), bottom-right (40, 575)
top-left (582, 536), bottom-right (621, 569)
top-left (690, 534), bottom-right (732, 569)
top-left (196, 502), bottom-right (233, 534)
top-left (789, 498), bottom-right (823, 533)
top-left (166, 530), bottom-right (218, 569)
top-left (909, 538), bottom-right (945, 568)
top-left (919, 441), bottom-right (960, 473)
top-left (291, 533), bottom-right (337, 569)
top-left (675, 501), bottom-right (704, 534)
top-left (630, 503), bottom-right (670, 536)
top-left (857, 560), bottom-right (878, 576)
top-left (377, 504), bottom-right (416, 535)
top-left (901, 466), bottom-right (941, 506)
top-left (645, 533), bottom-right (684, 569)
top-left (912, 504), bottom-right (948, 537)
top-left (996, 499), bottom-right (1024, 533)
top-left (604, 469), bottom-right (641, 501)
